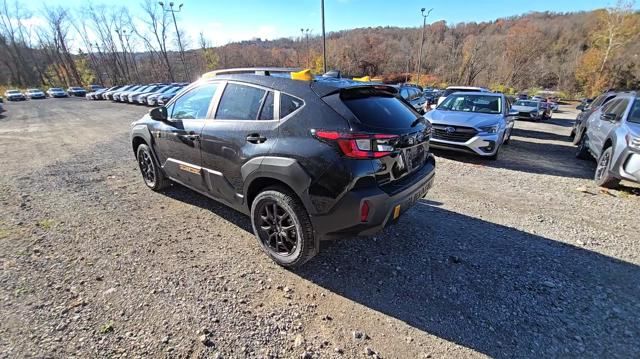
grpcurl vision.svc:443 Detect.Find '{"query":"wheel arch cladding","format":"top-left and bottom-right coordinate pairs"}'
top-left (131, 124), bottom-right (153, 154)
top-left (242, 156), bottom-right (314, 212)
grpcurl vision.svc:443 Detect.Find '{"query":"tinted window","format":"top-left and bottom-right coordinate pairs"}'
top-left (343, 94), bottom-right (419, 129)
top-left (400, 88), bottom-right (409, 100)
top-left (216, 83), bottom-right (266, 121)
top-left (259, 91), bottom-right (275, 121)
top-left (611, 99), bottom-right (629, 120)
top-left (601, 99), bottom-right (620, 114)
top-left (627, 99), bottom-right (640, 124)
top-left (411, 88), bottom-right (421, 100)
top-left (170, 83), bottom-right (218, 120)
top-left (280, 94), bottom-right (304, 118)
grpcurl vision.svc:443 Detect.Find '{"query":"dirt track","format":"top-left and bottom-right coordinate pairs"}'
top-left (1, 98), bottom-right (639, 358)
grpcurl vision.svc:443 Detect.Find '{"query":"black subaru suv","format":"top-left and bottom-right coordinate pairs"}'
top-left (130, 68), bottom-right (436, 267)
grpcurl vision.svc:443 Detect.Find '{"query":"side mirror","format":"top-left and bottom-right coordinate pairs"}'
top-left (576, 105), bottom-right (584, 111)
top-left (600, 113), bottom-right (616, 122)
top-left (150, 106), bottom-right (168, 121)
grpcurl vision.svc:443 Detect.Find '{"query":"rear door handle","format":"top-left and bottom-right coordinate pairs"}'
top-left (246, 133), bottom-right (266, 144)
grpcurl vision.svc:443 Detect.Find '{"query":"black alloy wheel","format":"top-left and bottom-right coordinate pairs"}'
top-left (136, 144), bottom-right (170, 191)
top-left (257, 200), bottom-right (298, 256)
top-left (250, 187), bottom-right (317, 268)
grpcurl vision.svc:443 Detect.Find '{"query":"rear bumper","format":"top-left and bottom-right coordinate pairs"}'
top-left (311, 154), bottom-right (436, 240)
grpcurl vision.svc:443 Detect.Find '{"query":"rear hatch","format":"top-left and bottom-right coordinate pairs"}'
top-left (317, 85), bottom-right (432, 192)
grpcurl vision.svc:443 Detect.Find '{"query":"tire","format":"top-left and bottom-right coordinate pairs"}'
top-left (575, 134), bottom-right (591, 160)
top-left (136, 144), bottom-right (170, 191)
top-left (594, 147), bottom-right (620, 188)
top-left (503, 128), bottom-right (512, 145)
top-left (571, 128), bottom-right (583, 145)
top-left (251, 186), bottom-right (317, 268)
top-left (486, 145), bottom-right (500, 161)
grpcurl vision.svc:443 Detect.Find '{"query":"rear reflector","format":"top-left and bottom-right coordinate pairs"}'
top-left (361, 200), bottom-right (370, 222)
top-left (312, 130), bottom-right (398, 159)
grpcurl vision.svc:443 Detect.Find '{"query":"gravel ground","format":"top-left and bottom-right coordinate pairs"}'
top-left (0, 98), bottom-right (638, 358)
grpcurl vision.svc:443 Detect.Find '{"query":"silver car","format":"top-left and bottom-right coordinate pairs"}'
top-left (511, 99), bottom-right (548, 121)
top-left (577, 91), bottom-right (640, 188)
top-left (424, 92), bottom-right (515, 160)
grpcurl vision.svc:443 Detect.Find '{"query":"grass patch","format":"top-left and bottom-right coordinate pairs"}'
top-left (0, 227), bottom-right (10, 239)
top-left (37, 219), bottom-right (55, 230)
top-left (100, 321), bottom-right (114, 334)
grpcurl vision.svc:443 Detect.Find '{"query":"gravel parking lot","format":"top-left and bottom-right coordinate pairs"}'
top-left (0, 98), bottom-right (639, 358)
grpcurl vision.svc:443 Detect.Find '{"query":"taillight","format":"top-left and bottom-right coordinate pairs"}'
top-left (312, 130), bottom-right (398, 159)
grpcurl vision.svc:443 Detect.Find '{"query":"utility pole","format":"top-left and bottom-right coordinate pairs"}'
top-left (321, 0), bottom-right (327, 73)
top-left (305, 28), bottom-right (310, 68)
top-left (115, 28), bottom-right (131, 82)
top-left (416, 7), bottom-right (433, 86)
top-left (121, 29), bottom-right (141, 82)
top-left (159, 1), bottom-right (190, 80)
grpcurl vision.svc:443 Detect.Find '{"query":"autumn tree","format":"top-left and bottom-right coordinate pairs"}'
top-left (576, 0), bottom-right (639, 95)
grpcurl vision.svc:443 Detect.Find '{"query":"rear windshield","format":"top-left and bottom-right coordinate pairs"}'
top-left (342, 92), bottom-right (419, 129)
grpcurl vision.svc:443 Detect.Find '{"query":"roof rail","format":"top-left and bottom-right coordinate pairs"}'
top-left (204, 67), bottom-right (302, 77)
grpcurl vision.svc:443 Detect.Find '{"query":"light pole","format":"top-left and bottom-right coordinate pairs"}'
top-left (321, 0), bottom-right (327, 74)
top-left (159, 1), bottom-right (189, 80)
top-left (416, 7), bottom-right (433, 86)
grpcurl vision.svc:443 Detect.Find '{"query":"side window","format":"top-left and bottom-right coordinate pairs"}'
top-left (602, 95), bottom-right (616, 107)
top-left (601, 99), bottom-right (620, 114)
top-left (215, 83), bottom-right (266, 121)
top-left (611, 99), bottom-right (630, 120)
top-left (280, 93), bottom-right (304, 118)
top-left (627, 99), bottom-right (640, 124)
top-left (258, 91), bottom-right (275, 121)
top-left (400, 88), bottom-right (409, 100)
top-left (170, 83), bottom-right (218, 120)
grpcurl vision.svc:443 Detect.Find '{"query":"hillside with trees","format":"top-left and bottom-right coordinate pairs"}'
top-left (1, 0), bottom-right (638, 97)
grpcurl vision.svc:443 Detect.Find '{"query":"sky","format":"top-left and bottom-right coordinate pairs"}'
top-left (16, 0), bottom-right (627, 48)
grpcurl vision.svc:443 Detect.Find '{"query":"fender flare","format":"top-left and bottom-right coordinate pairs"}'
top-left (241, 156), bottom-right (316, 214)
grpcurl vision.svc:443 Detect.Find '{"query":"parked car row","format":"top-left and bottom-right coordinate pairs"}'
top-left (573, 90), bottom-right (640, 188)
top-left (86, 83), bottom-right (189, 106)
top-left (2, 85), bottom-right (97, 100)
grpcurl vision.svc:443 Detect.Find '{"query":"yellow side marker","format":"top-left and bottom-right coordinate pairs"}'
top-left (291, 69), bottom-right (313, 81)
top-left (393, 205), bottom-right (401, 219)
top-left (352, 76), bottom-right (371, 82)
